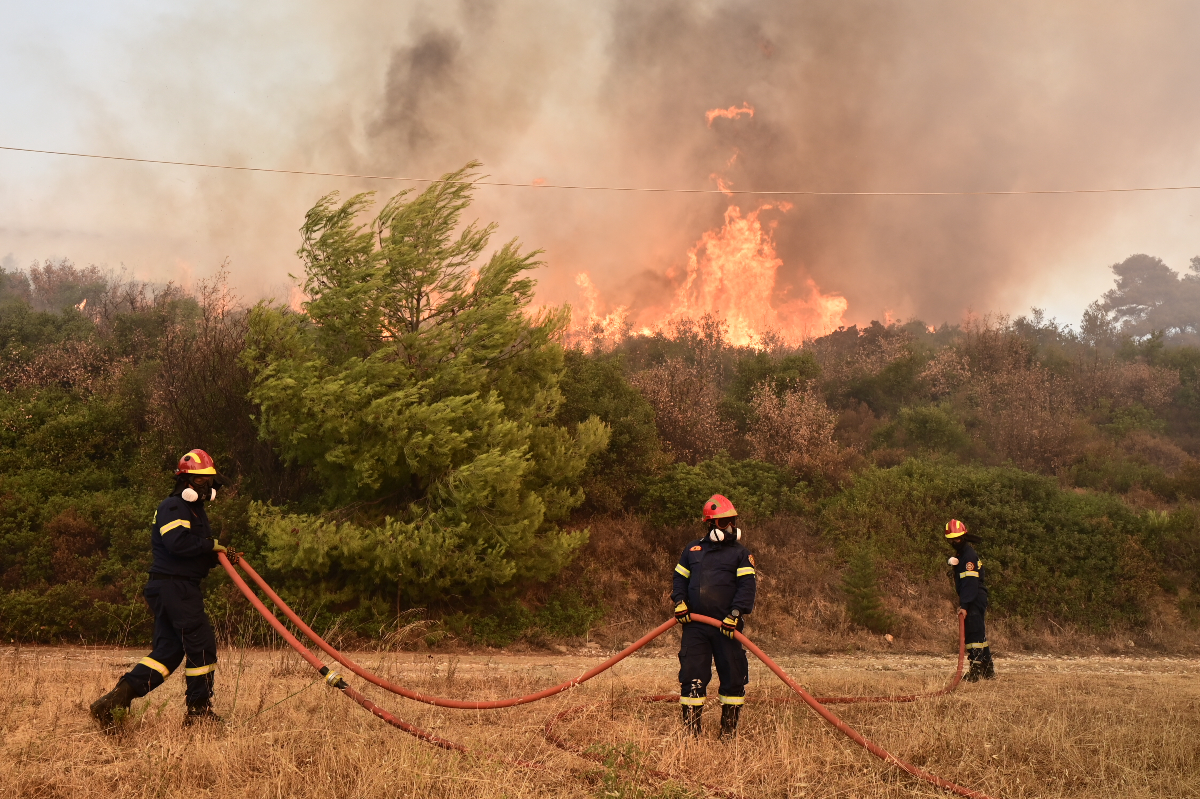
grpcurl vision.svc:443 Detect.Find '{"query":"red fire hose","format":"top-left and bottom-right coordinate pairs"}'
top-left (218, 553), bottom-right (993, 799)
top-left (234, 556), bottom-right (963, 707)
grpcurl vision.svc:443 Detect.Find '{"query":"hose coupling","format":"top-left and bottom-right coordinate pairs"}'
top-left (319, 665), bottom-right (347, 689)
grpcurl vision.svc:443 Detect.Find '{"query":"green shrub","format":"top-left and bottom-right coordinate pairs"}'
top-left (641, 457), bottom-right (803, 527)
top-left (820, 458), bottom-right (1158, 629)
top-left (841, 546), bottom-right (895, 633)
top-left (894, 404), bottom-right (970, 455)
top-left (558, 350), bottom-right (664, 508)
top-left (535, 588), bottom-right (606, 637)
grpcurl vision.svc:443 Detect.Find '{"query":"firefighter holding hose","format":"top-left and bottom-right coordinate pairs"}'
top-left (672, 494), bottom-right (757, 739)
top-left (945, 518), bottom-right (995, 681)
top-left (90, 449), bottom-right (229, 730)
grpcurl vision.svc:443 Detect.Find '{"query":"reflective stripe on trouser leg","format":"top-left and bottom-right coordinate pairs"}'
top-left (718, 694), bottom-right (745, 705)
top-left (139, 657), bottom-right (171, 678)
top-left (121, 582), bottom-right (189, 697)
top-left (679, 695), bottom-right (706, 706)
top-left (710, 624), bottom-right (749, 700)
top-left (678, 623), bottom-right (714, 701)
top-left (184, 663), bottom-right (216, 677)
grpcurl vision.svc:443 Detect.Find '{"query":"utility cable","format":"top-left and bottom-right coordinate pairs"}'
top-left (4, 143), bottom-right (1200, 197)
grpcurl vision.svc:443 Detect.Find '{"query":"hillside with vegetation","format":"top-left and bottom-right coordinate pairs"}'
top-left (2, 169), bottom-right (1199, 654)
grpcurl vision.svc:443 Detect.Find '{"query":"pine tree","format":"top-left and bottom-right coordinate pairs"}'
top-left (842, 546), bottom-right (895, 634)
top-left (242, 163), bottom-right (608, 606)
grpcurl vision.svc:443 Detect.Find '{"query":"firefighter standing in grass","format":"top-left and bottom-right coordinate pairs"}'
top-left (945, 518), bottom-right (995, 681)
top-left (672, 494), bottom-right (757, 738)
top-left (90, 449), bottom-right (229, 730)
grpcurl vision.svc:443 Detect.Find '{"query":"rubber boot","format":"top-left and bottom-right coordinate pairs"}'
top-left (719, 704), bottom-right (741, 740)
top-left (963, 658), bottom-right (984, 683)
top-left (681, 705), bottom-right (702, 738)
top-left (90, 678), bottom-right (137, 732)
top-left (980, 648), bottom-right (996, 680)
top-left (183, 703), bottom-right (224, 727)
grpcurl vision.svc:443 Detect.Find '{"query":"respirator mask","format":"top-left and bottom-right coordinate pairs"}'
top-left (708, 518), bottom-right (741, 543)
top-left (181, 486), bottom-right (217, 502)
top-left (181, 476), bottom-right (218, 503)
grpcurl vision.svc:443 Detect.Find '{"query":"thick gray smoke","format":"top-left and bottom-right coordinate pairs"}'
top-left (3, 1), bottom-right (1199, 325)
top-left (361, 1), bottom-right (1200, 327)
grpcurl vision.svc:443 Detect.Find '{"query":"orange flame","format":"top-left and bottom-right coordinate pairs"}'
top-left (668, 204), bottom-right (846, 346)
top-left (568, 272), bottom-right (629, 351)
top-left (569, 204), bottom-right (847, 349)
top-left (709, 173), bottom-right (735, 195)
top-left (705, 102), bottom-right (754, 126)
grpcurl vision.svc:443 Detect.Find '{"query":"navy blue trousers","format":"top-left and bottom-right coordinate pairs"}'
top-left (122, 578), bottom-right (218, 707)
top-left (678, 622), bottom-right (749, 706)
top-left (964, 600), bottom-right (990, 663)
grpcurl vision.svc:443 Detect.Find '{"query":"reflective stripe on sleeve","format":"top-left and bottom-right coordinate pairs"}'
top-left (675, 564), bottom-right (691, 578)
top-left (184, 663), bottom-right (216, 677)
top-left (138, 657), bottom-right (171, 678)
top-left (958, 570), bottom-right (979, 578)
top-left (965, 641), bottom-right (990, 649)
top-left (159, 519), bottom-right (191, 535)
top-left (736, 566), bottom-right (755, 577)
top-left (679, 695), bottom-right (706, 706)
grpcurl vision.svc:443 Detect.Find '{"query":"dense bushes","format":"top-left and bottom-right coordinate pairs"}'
top-left (3, 218), bottom-right (1200, 645)
top-left (819, 459), bottom-right (1166, 629)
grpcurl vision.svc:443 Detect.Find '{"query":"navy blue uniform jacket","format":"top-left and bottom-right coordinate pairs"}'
top-left (951, 543), bottom-right (988, 609)
top-left (150, 494), bottom-right (218, 581)
top-left (672, 538), bottom-right (757, 619)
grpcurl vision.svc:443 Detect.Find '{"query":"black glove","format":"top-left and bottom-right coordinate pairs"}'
top-left (674, 601), bottom-right (692, 623)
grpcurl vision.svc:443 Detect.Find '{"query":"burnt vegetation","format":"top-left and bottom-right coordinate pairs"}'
top-left (2, 250), bottom-right (1200, 651)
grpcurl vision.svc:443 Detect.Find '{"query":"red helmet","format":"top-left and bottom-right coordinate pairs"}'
top-left (703, 494), bottom-right (738, 521)
top-left (944, 519), bottom-right (968, 539)
top-left (176, 449), bottom-right (218, 476)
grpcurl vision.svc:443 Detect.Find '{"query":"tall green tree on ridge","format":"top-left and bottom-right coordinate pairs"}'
top-left (242, 163), bottom-right (609, 607)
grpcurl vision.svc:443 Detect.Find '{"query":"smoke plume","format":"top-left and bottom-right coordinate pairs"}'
top-left (3, 1), bottom-right (1199, 327)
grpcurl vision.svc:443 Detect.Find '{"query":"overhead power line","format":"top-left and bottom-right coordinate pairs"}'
top-left (3, 143), bottom-right (1200, 197)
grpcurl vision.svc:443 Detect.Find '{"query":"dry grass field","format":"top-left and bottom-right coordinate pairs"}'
top-left (1, 639), bottom-right (1197, 799)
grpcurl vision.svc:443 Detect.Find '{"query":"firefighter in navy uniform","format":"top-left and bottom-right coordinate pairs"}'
top-left (945, 518), bottom-right (995, 681)
top-left (90, 449), bottom-right (229, 730)
top-left (672, 494), bottom-right (757, 739)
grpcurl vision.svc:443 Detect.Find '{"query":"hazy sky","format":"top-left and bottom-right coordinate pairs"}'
top-left (2, 1), bottom-right (1198, 329)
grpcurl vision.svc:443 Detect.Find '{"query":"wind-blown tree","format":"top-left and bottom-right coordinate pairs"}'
top-left (1100, 254), bottom-right (1200, 343)
top-left (242, 164), bottom-right (608, 609)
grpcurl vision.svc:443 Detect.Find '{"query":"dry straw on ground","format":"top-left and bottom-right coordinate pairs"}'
top-left (2, 643), bottom-right (1197, 798)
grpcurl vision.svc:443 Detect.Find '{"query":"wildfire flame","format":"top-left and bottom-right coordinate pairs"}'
top-left (670, 204), bottom-right (846, 346)
top-left (569, 204), bottom-right (847, 349)
top-left (705, 102), bottom-right (754, 126)
top-left (568, 272), bottom-right (629, 351)
top-left (709, 173), bottom-right (735, 195)
top-left (567, 100), bottom-right (845, 350)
